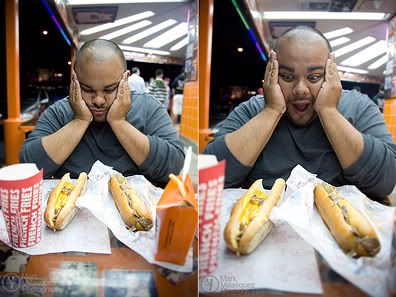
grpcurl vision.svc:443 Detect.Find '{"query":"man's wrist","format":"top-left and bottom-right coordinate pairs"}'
top-left (316, 106), bottom-right (338, 118)
top-left (108, 117), bottom-right (127, 127)
top-left (73, 117), bottom-right (91, 127)
top-left (263, 105), bottom-right (285, 118)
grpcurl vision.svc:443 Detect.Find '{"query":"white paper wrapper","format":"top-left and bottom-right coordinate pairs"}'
top-left (0, 180), bottom-right (111, 255)
top-left (270, 165), bottom-right (394, 297)
top-left (76, 161), bottom-right (193, 272)
top-left (210, 188), bottom-right (323, 294)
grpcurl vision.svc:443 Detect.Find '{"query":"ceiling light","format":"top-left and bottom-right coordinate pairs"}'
top-left (42, 30), bottom-right (48, 35)
top-left (324, 27), bottom-right (353, 39)
top-left (368, 54), bottom-right (388, 70)
top-left (99, 20), bottom-right (151, 40)
top-left (68, 0), bottom-right (188, 4)
top-left (262, 11), bottom-right (388, 20)
top-left (68, 61), bottom-right (71, 65)
top-left (333, 37), bottom-right (376, 58)
top-left (80, 11), bottom-right (154, 36)
top-left (144, 23), bottom-right (188, 48)
top-left (329, 37), bottom-right (350, 48)
top-left (340, 41), bottom-right (387, 67)
top-left (122, 19), bottom-right (177, 44)
top-left (170, 37), bottom-right (188, 51)
top-left (337, 66), bottom-right (368, 74)
top-left (119, 45), bottom-right (169, 55)
top-left (237, 47), bottom-right (244, 52)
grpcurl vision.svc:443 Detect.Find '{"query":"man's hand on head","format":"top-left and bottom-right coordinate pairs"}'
top-left (70, 70), bottom-right (93, 123)
top-left (315, 53), bottom-right (342, 113)
top-left (263, 50), bottom-right (286, 115)
top-left (107, 71), bottom-right (131, 124)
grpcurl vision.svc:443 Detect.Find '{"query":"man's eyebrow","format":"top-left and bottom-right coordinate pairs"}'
top-left (104, 82), bottom-right (120, 89)
top-left (79, 81), bottom-right (119, 89)
top-left (279, 64), bottom-right (294, 72)
top-left (307, 65), bottom-right (325, 72)
top-left (79, 82), bottom-right (93, 89)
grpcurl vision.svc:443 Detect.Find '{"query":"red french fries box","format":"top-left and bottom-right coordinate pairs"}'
top-left (155, 175), bottom-right (197, 265)
top-left (0, 164), bottom-right (43, 248)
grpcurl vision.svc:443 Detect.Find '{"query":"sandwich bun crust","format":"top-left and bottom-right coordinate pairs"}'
top-left (314, 183), bottom-right (380, 257)
top-left (44, 172), bottom-right (87, 231)
top-left (109, 173), bottom-right (153, 231)
top-left (224, 178), bottom-right (285, 255)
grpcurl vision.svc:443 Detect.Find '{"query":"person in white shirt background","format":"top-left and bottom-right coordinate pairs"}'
top-left (127, 67), bottom-right (146, 94)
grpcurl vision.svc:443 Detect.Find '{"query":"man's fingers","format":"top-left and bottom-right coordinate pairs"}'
top-left (119, 80), bottom-right (124, 96)
top-left (69, 79), bottom-right (74, 100)
top-left (325, 57), bottom-right (333, 80)
top-left (75, 78), bottom-right (82, 101)
top-left (264, 50), bottom-right (277, 84)
top-left (330, 52), bottom-right (336, 62)
top-left (264, 57), bottom-right (274, 86)
top-left (270, 59), bottom-right (279, 84)
top-left (265, 51), bottom-right (278, 85)
top-left (264, 61), bottom-right (271, 85)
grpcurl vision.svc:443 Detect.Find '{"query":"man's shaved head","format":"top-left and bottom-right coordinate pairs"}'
top-left (273, 26), bottom-right (332, 53)
top-left (74, 39), bottom-right (127, 71)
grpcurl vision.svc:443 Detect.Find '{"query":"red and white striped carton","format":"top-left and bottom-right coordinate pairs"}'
top-left (0, 164), bottom-right (43, 248)
top-left (198, 155), bottom-right (226, 278)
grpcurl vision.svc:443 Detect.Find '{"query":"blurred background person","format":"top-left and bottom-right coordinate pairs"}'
top-left (164, 77), bottom-right (172, 113)
top-left (373, 83), bottom-right (385, 113)
top-left (171, 67), bottom-right (185, 125)
top-left (148, 69), bottom-right (169, 108)
top-left (128, 67), bottom-right (145, 94)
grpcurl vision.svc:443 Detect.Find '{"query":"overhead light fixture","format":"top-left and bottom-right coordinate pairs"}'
top-left (237, 47), bottom-right (244, 52)
top-left (122, 19), bottom-right (177, 44)
top-left (80, 11), bottom-right (154, 36)
top-left (333, 37), bottom-right (376, 58)
top-left (337, 66), bottom-right (369, 74)
top-left (341, 40), bottom-right (387, 67)
top-left (99, 20), bottom-right (151, 40)
top-left (324, 27), bottom-right (353, 39)
top-left (170, 37), bottom-right (188, 51)
top-left (123, 51), bottom-right (147, 59)
top-left (368, 54), bottom-right (388, 70)
top-left (68, 61), bottom-right (72, 65)
top-left (42, 30), bottom-right (48, 35)
top-left (329, 37), bottom-right (350, 48)
top-left (262, 11), bottom-right (388, 20)
top-left (144, 23), bottom-right (188, 48)
top-left (119, 45), bottom-right (169, 55)
top-left (68, 0), bottom-right (188, 4)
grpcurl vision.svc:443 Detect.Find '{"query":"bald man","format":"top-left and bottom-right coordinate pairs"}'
top-left (205, 26), bottom-right (396, 200)
top-left (20, 39), bottom-right (184, 186)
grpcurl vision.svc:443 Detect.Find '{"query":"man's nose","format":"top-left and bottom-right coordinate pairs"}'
top-left (91, 93), bottom-right (106, 107)
top-left (292, 80), bottom-right (309, 97)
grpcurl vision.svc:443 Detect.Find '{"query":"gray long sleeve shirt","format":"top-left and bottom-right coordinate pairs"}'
top-left (204, 90), bottom-right (396, 199)
top-left (19, 92), bottom-right (185, 187)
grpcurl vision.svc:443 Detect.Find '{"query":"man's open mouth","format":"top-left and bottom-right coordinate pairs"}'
top-left (292, 101), bottom-right (311, 113)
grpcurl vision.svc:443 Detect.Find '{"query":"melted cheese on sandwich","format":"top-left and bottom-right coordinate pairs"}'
top-left (54, 181), bottom-right (75, 219)
top-left (239, 189), bottom-right (267, 229)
